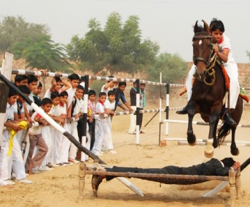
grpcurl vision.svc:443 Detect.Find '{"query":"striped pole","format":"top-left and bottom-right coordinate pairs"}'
top-left (165, 83), bottom-right (170, 135)
top-left (90, 109), bottom-right (167, 119)
top-left (0, 68), bottom-right (170, 86)
top-left (158, 73), bottom-right (162, 146)
top-left (0, 73), bottom-right (144, 197)
top-left (81, 75), bottom-right (89, 161)
top-left (0, 68), bottom-right (71, 78)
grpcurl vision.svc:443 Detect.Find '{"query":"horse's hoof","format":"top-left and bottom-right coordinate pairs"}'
top-left (204, 139), bottom-right (214, 158)
top-left (213, 140), bottom-right (218, 148)
top-left (231, 148), bottom-right (240, 156)
top-left (187, 133), bottom-right (196, 145)
top-left (204, 150), bottom-right (214, 158)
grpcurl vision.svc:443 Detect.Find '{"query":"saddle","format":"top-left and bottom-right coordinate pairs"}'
top-left (217, 60), bottom-right (249, 102)
top-left (216, 60), bottom-right (230, 91)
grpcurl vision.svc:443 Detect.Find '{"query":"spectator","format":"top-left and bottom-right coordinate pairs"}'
top-left (114, 82), bottom-right (133, 111)
top-left (103, 90), bottom-right (117, 154)
top-left (88, 90), bottom-right (97, 150)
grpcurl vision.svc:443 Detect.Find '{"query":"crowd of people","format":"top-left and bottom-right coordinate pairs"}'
top-left (0, 72), bottom-right (147, 186)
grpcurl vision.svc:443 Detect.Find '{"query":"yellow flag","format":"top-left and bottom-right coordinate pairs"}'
top-left (8, 121), bottom-right (28, 156)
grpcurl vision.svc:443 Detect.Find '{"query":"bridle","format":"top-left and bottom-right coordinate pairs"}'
top-left (192, 32), bottom-right (218, 86)
top-left (192, 32), bottom-right (214, 67)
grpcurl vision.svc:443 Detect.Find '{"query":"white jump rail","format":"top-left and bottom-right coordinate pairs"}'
top-left (177, 141), bottom-right (250, 147)
top-left (162, 119), bottom-right (250, 128)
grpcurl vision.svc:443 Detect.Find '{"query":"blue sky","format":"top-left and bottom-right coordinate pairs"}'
top-left (1, 0), bottom-right (250, 63)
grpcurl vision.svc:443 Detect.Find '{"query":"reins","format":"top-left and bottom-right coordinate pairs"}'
top-left (193, 33), bottom-right (218, 86)
top-left (203, 53), bottom-right (217, 86)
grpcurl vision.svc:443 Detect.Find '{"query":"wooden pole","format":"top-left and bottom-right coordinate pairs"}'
top-left (235, 168), bottom-right (241, 200)
top-left (86, 170), bottom-right (228, 182)
top-left (229, 169), bottom-right (236, 206)
top-left (0, 52), bottom-right (13, 146)
top-left (78, 162), bottom-right (86, 199)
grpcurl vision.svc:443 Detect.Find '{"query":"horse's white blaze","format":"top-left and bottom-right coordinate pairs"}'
top-left (199, 40), bottom-right (202, 45)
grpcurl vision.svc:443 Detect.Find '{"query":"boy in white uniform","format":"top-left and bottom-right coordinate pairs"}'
top-left (58, 91), bottom-right (72, 165)
top-left (44, 76), bottom-right (71, 99)
top-left (91, 92), bottom-right (107, 156)
top-left (25, 98), bottom-right (51, 174)
top-left (100, 76), bottom-right (118, 96)
top-left (14, 85), bottom-right (31, 147)
top-left (66, 73), bottom-right (80, 163)
top-left (48, 92), bottom-right (65, 166)
top-left (0, 89), bottom-right (31, 186)
top-left (103, 90), bottom-right (117, 154)
top-left (68, 85), bottom-right (84, 163)
top-left (177, 18), bottom-right (240, 126)
top-left (26, 75), bottom-right (39, 116)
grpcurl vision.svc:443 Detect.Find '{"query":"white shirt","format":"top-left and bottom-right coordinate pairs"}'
top-left (49, 104), bottom-right (64, 126)
top-left (49, 104), bottom-right (62, 117)
top-left (72, 99), bottom-right (84, 116)
top-left (96, 102), bottom-right (105, 121)
top-left (5, 103), bottom-right (16, 122)
top-left (218, 34), bottom-right (235, 64)
top-left (27, 93), bottom-right (35, 112)
top-left (44, 88), bottom-right (62, 99)
top-left (66, 87), bottom-right (76, 109)
top-left (16, 101), bottom-right (25, 115)
top-left (28, 111), bottom-right (42, 135)
top-left (104, 99), bottom-right (115, 111)
top-left (60, 103), bottom-right (67, 115)
top-left (3, 102), bottom-right (16, 135)
top-left (101, 84), bottom-right (115, 97)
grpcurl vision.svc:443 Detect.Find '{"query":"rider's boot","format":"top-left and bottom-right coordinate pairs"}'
top-left (223, 111), bottom-right (237, 127)
top-left (176, 102), bottom-right (190, 115)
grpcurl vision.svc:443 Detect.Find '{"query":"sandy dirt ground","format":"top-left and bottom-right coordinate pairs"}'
top-left (1, 95), bottom-right (250, 207)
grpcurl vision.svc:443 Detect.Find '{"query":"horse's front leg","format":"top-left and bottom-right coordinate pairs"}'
top-left (187, 103), bottom-right (196, 145)
top-left (204, 111), bottom-right (219, 158)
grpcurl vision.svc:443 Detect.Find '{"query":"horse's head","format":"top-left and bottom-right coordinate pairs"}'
top-left (193, 20), bottom-right (214, 80)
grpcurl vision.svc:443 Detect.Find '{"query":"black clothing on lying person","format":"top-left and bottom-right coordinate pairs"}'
top-left (105, 158), bottom-right (235, 181)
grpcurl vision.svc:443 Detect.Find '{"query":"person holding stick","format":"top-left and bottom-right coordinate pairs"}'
top-left (0, 88), bottom-right (32, 185)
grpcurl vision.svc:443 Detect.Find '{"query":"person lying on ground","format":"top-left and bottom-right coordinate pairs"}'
top-left (90, 157), bottom-right (240, 191)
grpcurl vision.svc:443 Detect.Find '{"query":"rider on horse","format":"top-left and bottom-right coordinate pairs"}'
top-left (177, 18), bottom-right (240, 127)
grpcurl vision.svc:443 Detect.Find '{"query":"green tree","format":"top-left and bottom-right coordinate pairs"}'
top-left (0, 16), bottom-right (49, 53)
top-left (247, 51), bottom-right (250, 61)
top-left (66, 12), bottom-right (159, 74)
top-left (12, 35), bottom-right (68, 71)
top-left (147, 53), bottom-right (188, 83)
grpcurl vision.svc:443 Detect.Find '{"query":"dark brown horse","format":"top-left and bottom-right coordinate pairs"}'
top-left (187, 20), bottom-right (243, 157)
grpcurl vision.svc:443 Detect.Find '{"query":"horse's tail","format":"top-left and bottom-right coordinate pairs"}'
top-left (217, 122), bottom-right (231, 145)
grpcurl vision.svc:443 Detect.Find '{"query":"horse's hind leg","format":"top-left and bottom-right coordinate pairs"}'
top-left (231, 128), bottom-right (239, 156)
top-left (212, 118), bottom-right (219, 148)
top-left (187, 103), bottom-right (196, 145)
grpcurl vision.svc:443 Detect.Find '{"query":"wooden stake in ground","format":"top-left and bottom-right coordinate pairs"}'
top-left (0, 52), bottom-right (13, 146)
